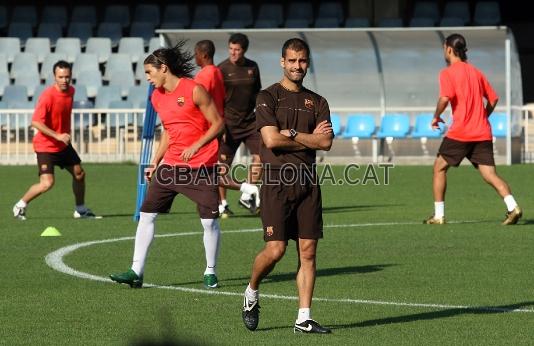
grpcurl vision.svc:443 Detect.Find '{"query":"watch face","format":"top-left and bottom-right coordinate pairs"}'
top-left (290, 129), bottom-right (297, 137)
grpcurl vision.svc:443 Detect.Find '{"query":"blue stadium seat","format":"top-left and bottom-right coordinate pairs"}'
top-left (70, 6), bottom-right (97, 27)
top-left (86, 38), bottom-right (112, 64)
top-left (33, 84), bottom-right (47, 103)
top-left (129, 22), bottom-right (156, 46)
top-left (41, 5), bottom-right (68, 29)
top-left (72, 53), bottom-right (99, 80)
top-left (0, 71), bottom-right (9, 97)
top-left (162, 4), bottom-right (190, 28)
top-left (24, 38), bottom-right (51, 64)
top-left (489, 113), bottom-right (507, 138)
top-left (108, 71), bottom-right (135, 98)
top-left (225, 3), bottom-right (253, 27)
top-left (412, 1), bottom-right (440, 25)
top-left (0, 38), bottom-right (21, 64)
top-left (411, 113), bottom-right (444, 138)
top-left (133, 4), bottom-right (160, 26)
top-left (443, 2), bottom-right (471, 25)
top-left (378, 18), bottom-right (404, 27)
top-left (221, 20), bottom-right (246, 29)
top-left (56, 38), bottom-right (81, 63)
top-left (8, 23), bottom-right (33, 46)
top-left (118, 37), bottom-right (145, 63)
top-left (192, 4), bottom-right (220, 28)
top-left (0, 6), bottom-right (7, 32)
top-left (254, 19), bottom-right (279, 29)
top-left (409, 17), bottom-right (435, 27)
top-left (73, 84), bottom-right (88, 103)
top-left (104, 5), bottom-right (131, 30)
top-left (330, 113), bottom-right (342, 136)
top-left (160, 22), bottom-right (187, 29)
top-left (342, 114), bottom-right (376, 138)
top-left (127, 86), bottom-right (148, 109)
top-left (377, 114), bottom-right (410, 138)
top-left (256, 4), bottom-right (284, 27)
top-left (97, 22), bottom-right (123, 48)
top-left (3, 85), bottom-right (29, 104)
top-left (11, 5), bottom-right (38, 28)
top-left (315, 18), bottom-right (341, 28)
top-left (37, 23), bottom-right (63, 46)
top-left (104, 53), bottom-right (132, 81)
top-left (286, 2), bottom-right (314, 27)
top-left (95, 85), bottom-right (122, 109)
top-left (285, 19), bottom-right (310, 28)
top-left (67, 22), bottom-right (93, 46)
top-left (75, 70), bottom-right (102, 98)
top-left (109, 100), bottom-right (135, 127)
top-left (72, 100), bottom-right (93, 129)
top-left (190, 20), bottom-right (218, 29)
top-left (14, 72), bottom-right (41, 98)
top-left (439, 17), bottom-right (466, 26)
top-left (10, 53), bottom-right (39, 79)
top-left (473, 1), bottom-right (501, 26)
top-left (317, 2), bottom-right (344, 26)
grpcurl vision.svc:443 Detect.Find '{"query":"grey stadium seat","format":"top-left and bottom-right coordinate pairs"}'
top-left (14, 72), bottom-right (42, 98)
top-left (0, 38), bottom-right (21, 64)
top-left (104, 53), bottom-right (132, 81)
top-left (40, 53), bottom-right (68, 80)
top-left (10, 53), bottom-right (39, 79)
top-left (109, 71), bottom-right (136, 98)
top-left (55, 38), bottom-right (81, 63)
top-left (75, 70), bottom-right (102, 98)
top-left (72, 53), bottom-right (99, 80)
top-left (95, 85), bottom-right (122, 109)
top-left (127, 85), bottom-right (148, 109)
top-left (25, 38), bottom-right (51, 64)
top-left (86, 37), bottom-right (112, 64)
top-left (118, 37), bottom-right (145, 63)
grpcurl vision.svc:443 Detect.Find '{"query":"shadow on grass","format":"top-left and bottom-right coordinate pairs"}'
top-left (323, 204), bottom-right (402, 214)
top-left (168, 264), bottom-right (395, 287)
top-left (333, 301), bottom-right (534, 329)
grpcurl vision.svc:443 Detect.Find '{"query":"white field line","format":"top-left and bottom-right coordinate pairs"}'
top-left (44, 222), bottom-right (534, 314)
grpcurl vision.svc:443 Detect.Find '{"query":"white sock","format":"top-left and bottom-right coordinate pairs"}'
top-left (245, 284), bottom-right (258, 301)
top-left (504, 195), bottom-right (518, 212)
top-left (131, 212), bottom-right (157, 276)
top-left (201, 218), bottom-right (221, 275)
top-left (16, 199), bottom-right (27, 208)
top-left (240, 182), bottom-right (257, 195)
top-left (296, 308), bottom-right (311, 324)
top-left (434, 201), bottom-right (445, 218)
top-left (221, 199), bottom-right (228, 207)
top-left (75, 204), bottom-right (87, 213)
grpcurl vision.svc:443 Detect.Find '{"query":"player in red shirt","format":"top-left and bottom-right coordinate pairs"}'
top-left (425, 34), bottom-right (522, 225)
top-left (110, 42), bottom-right (225, 289)
top-left (12, 60), bottom-right (96, 220)
top-left (194, 39), bottom-right (259, 218)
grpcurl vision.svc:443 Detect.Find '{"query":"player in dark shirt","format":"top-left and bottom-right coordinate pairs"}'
top-left (241, 38), bottom-right (334, 334)
top-left (217, 33), bottom-right (262, 217)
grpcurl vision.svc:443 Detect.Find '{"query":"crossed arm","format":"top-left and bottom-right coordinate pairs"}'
top-left (260, 120), bottom-right (333, 152)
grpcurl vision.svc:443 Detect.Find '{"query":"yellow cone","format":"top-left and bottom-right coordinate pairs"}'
top-left (41, 226), bottom-right (61, 237)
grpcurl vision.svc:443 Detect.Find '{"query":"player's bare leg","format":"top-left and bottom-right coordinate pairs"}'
top-left (424, 155), bottom-right (449, 224)
top-left (66, 164), bottom-right (96, 218)
top-left (14, 174), bottom-right (55, 220)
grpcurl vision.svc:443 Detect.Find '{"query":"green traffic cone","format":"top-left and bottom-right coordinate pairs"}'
top-left (41, 226), bottom-right (61, 237)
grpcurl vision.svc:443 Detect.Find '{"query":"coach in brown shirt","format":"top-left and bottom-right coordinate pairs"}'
top-left (241, 38), bottom-right (334, 334)
top-left (217, 33), bottom-right (262, 217)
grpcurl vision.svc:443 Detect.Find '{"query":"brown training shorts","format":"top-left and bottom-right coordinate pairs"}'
top-left (438, 137), bottom-right (495, 167)
top-left (36, 145), bottom-right (82, 175)
top-left (141, 164), bottom-right (220, 219)
top-left (260, 168), bottom-right (323, 242)
top-left (218, 127), bottom-right (260, 166)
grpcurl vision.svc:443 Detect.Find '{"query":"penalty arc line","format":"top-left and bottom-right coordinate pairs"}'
top-left (44, 221), bottom-right (534, 314)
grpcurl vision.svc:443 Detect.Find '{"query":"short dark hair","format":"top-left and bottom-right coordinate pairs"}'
top-left (53, 60), bottom-right (72, 74)
top-left (282, 38), bottom-right (310, 58)
top-left (195, 40), bottom-right (216, 59)
top-left (228, 33), bottom-right (249, 51)
top-left (444, 33), bottom-right (468, 61)
top-left (144, 40), bottom-right (195, 78)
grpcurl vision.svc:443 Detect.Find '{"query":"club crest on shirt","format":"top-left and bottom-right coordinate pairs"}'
top-left (248, 69), bottom-right (254, 76)
top-left (177, 96), bottom-right (185, 106)
top-left (41, 164), bottom-right (47, 171)
top-left (304, 98), bottom-right (314, 109)
top-left (266, 226), bottom-right (274, 237)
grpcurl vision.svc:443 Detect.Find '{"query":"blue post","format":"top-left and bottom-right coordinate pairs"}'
top-left (134, 84), bottom-right (157, 221)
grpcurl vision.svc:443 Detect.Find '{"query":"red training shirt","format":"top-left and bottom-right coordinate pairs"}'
top-left (151, 78), bottom-right (218, 168)
top-left (439, 61), bottom-right (498, 142)
top-left (194, 65), bottom-right (225, 119)
top-left (32, 85), bottom-right (75, 153)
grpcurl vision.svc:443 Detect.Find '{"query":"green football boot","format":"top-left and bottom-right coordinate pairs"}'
top-left (203, 274), bottom-right (219, 289)
top-left (110, 269), bottom-right (143, 288)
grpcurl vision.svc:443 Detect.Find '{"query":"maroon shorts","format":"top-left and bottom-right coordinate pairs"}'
top-left (438, 137), bottom-right (495, 167)
top-left (36, 145), bottom-right (81, 175)
top-left (260, 168), bottom-right (323, 242)
top-left (141, 165), bottom-right (219, 219)
top-left (218, 126), bottom-right (260, 166)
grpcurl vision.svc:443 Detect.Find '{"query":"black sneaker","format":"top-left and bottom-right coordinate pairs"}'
top-left (239, 194), bottom-right (258, 214)
top-left (294, 319), bottom-right (332, 334)
top-left (242, 295), bottom-right (260, 331)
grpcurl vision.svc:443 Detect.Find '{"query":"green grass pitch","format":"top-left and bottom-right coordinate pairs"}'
top-left (1, 163), bottom-right (533, 345)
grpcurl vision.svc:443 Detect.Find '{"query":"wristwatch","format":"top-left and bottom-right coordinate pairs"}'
top-left (289, 128), bottom-right (298, 139)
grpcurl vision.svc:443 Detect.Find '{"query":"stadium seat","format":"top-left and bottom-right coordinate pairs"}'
top-left (10, 53), bottom-right (39, 79)
top-left (0, 54), bottom-right (7, 74)
top-left (256, 3), bottom-right (284, 27)
top-left (72, 100), bottom-right (94, 129)
top-left (0, 100), bottom-right (6, 110)
top-left (118, 37), bottom-right (145, 63)
top-left (160, 22), bottom-right (187, 30)
top-left (75, 70), bottom-right (102, 98)
top-left (225, 3), bottom-right (253, 28)
top-left (473, 1), bottom-right (501, 26)
top-left (0, 71), bottom-right (9, 97)
top-left (40, 53), bottom-right (68, 80)
top-left (36, 23), bottom-right (63, 46)
top-left (286, 2), bottom-right (314, 27)
top-left (221, 20), bottom-right (247, 29)
top-left (330, 113), bottom-right (342, 136)
top-left (315, 18), bottom-right (341, 28)
top-left (104, 54), bottom-right (132, 81)
top-left (0, 6), bottom-right (7, 32)
top-left (412, 1), bottom-right (440, 25)
top-left (443, 1), bottom-right (471, 25)
top-left (14, 72), bottom-right (41, 97)
top-left (285, 19), bottom-right (310, 28)
top-left (55, 38), bottom-right (81, 63)
top-left (129, 22), bottom-right (156, 46)
top-left (377, 114), bottom-right (410, 138)
top-left (11, 5), bottom-right (38, 28)
top-left (345, 17), bottom-right (371, 27)
top-left (489, 113), bottom-right (507, 138)
top-left (72, 53), bottom-right (99, 80)
top-left (73, 84), bottom-right (88, 103)
top-left (86, 38), bottom-right (112, 64)
top-left (378, 18), bottom-right (404, 27)
top-left (33, 84), bottom-right (47, 102)
top-left (95, 85), bottom-right (122, 109)
top-left (67, 22), bottom-right (93, 46)
top-left (133, 4), bottom-right (160, 26)
top-left (191, 4), bottom-right (220, 28)
top-left (409, 17), bottom-right (435, 27)
top-left (148, 37), bottom-right (163, 53)
top-left (3, 85), bottom-right (29, 104)
top-left (127, 85), bottom-right (148, 109)
top-left (439, 17), bottom-right (466, 26)
top-left (41, 5), bottom-right (69, 30)
top-left (97, 22), bottom-right (123, 48)
top-left (342, 114), bottom-right (376, 156)
top-left (254, 19), bottom-right (279, 29)
top-left (103, 5), bottom-right (131, 30)
top-left (0, 38), bottom-right (21, 64)
top-left (109, 100), bottom-right (135, 127)
top-left (7, 23), bottom-right (33, 46)
top-left (317, 2), bottom-right (344, 26)
top-left (411, 113), bottom-right (444, 155)
top-left (162, 4), bottom-right (191, 28)
top-left (108, 71), bottom-right (135, 98)
top-left (25, 38), bottom-right (51, 64)
top-left (70, 6), bottom-right (97, 27)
